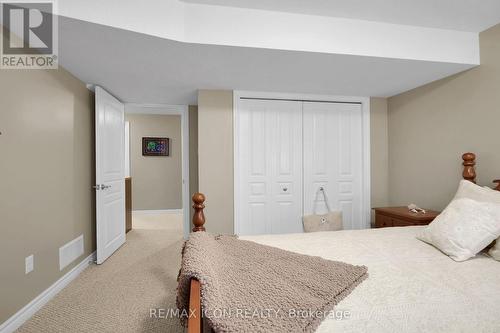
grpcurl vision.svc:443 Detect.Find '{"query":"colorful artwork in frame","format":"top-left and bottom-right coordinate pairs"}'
top-left (142, 137), bottom-right (169, 156)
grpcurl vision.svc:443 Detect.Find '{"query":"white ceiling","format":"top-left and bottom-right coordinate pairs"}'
top-left (182, 0), bottom-right (500, 32)
top-left (59, 17), bottom-right (473, 105)
top-left (58, 0), bottom-right (480, 64)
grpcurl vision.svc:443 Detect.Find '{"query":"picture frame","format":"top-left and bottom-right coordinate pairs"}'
top-left (142, 137), bottom-right (169, 156)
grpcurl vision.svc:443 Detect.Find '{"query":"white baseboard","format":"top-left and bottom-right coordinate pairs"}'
top-left (132, 209), bottom-right (183, 215)
top-left (0, 252), bottom-right (96, 333)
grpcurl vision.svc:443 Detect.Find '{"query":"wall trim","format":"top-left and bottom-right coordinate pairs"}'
top-left (124, 103), bottom-right (190, 239)
top-left (0, 252), bottom-right (96, 333)
top-left (132, 209), bottom-right (183, 215)
top-left (233, 91), bottom-right (371, 234)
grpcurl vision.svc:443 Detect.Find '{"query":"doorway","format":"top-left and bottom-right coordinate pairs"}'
top-left (124, 104), bottom-right (190, 240)
top-left (95, 87), bottom-right (190, 264)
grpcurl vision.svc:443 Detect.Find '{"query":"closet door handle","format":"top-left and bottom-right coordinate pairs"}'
top-left (93, 184), bottom-right (112, 190)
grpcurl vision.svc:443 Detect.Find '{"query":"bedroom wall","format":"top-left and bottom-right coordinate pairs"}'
top-left (189, 105), bottom-right (199, 221)
top-left (387, 23), bottom-right (500, 211)
top-left (197, 91), bottom-right (389, 233)
top-left (125, 113), bottom-right (182, 210)
top-left (0, 67), bottom-right (95, 323)
top-left (197, 90), bottom-right (234, 234)
top-left (370, 98), bottom-right (389, 219)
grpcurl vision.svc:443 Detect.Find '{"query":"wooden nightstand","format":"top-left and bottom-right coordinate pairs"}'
top-left (374, 207), bottom-right (440, 228)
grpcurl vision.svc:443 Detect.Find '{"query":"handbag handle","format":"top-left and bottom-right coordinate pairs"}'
top-left (313, 187), bottom-right (332, 214)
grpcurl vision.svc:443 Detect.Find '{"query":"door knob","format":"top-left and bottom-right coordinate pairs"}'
top-left (93, 184), bottom-right (111, 190)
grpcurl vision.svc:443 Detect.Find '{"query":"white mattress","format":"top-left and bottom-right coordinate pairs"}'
top-left (240, 226), bottom-right (500, 333)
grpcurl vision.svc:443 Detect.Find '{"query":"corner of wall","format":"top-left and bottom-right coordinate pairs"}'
top-left (197, 90), bottom-right (234, 234)
top-left (369, 97), bottom-right (389, 216)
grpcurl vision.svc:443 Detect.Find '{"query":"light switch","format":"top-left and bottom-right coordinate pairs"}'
top-left (25, 255), bottom-right (34, 274)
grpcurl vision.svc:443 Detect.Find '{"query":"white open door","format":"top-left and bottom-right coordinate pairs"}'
top-left (95, 86), bottom-right (126, 264)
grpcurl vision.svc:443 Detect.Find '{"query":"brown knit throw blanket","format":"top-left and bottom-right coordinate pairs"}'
top-left (177, 232), bottom-right (368, 333)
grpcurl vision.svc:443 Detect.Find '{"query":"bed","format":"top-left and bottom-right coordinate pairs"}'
top-left (186, 152), bottom-right (500, 333)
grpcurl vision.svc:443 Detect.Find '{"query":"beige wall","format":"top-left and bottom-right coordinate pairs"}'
top-left (370, 98), bottom-right (389, 220)
top-left (387, 24), bottom-right (500, 211)
top-left (189, 105), bottom-right (199, 222)
top-left (0, 68), bottom-right (95, 323)
top-left (198, 90), bottom-right (234, 234)
top-left (125, 114), bottom-right (182, 210)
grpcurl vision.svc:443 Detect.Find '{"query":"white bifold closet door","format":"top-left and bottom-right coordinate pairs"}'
top-left (237, 99), bottom-right (303, 235)
top-left (303, 102), bottom-right (363, 229)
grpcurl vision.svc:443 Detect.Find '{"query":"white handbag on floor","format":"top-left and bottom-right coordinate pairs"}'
top-left (303, 187), bottom-right (343, 233)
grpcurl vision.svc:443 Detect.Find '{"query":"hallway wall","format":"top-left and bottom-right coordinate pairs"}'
top-left (125, 113), bottom-right (182, 210)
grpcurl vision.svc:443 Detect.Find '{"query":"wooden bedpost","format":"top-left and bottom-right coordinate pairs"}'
top-left (188, 279), bottom-right (202, 333)
top-left (189, 193), bottom-right (205, 333)
top-left (462, 152), bottom-right (476, 183)
top-left (192, 193), bottom-right (206, 232)
top-left (494, 180), bottom-right (500, 191)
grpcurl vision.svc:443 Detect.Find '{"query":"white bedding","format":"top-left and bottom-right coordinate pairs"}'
top-left (240, 226), bottom-right (500, 333)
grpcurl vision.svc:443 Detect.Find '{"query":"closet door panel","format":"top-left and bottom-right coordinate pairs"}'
top-left (339, 106), bottom-right (363, 229)
top-left (271, 103), bottom-right (303, 234)
top-left (238, 101), bottom-right (272, 235)
top-left (237, 99), bottom-right (302, 235)
top-left (303, 102), bottom-right (363, 230)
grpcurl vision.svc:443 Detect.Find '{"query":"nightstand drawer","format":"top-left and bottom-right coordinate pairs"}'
top-left (374, 207), bottom-right (440, 228)
top-left (392, 218), bottom-right (418, 227)
top-left (375, 214), bottom-right (393, 228)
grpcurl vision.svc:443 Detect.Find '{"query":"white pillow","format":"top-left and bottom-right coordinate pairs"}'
top-left (417, 198), bottom-right (500, 261)
top-left (453, 180), bottom-right (500, 204)
top-left (479, 186), bottom-right (500, 261)
top-left (453, 180), bottom-right (500, 260)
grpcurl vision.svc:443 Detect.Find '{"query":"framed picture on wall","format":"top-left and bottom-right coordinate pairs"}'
top-left (142, 137), bottom-right (169, 156)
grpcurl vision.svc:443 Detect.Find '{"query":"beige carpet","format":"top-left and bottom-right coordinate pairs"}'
top-left (17, 212), bottom-right (185, 333)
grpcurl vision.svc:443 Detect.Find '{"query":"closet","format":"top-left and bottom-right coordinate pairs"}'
top-left (235, 95), bottom-right (368, 236)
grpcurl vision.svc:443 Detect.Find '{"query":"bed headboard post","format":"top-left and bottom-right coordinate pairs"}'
top-left (494, 180), bottom-right (500, 191)
top-left (462, 152), bottom-right (476, 183)
top-left (192, 193), bottom-right (206, 232)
